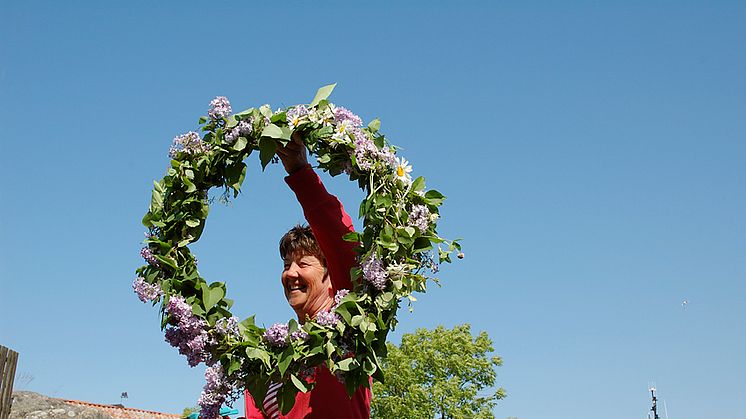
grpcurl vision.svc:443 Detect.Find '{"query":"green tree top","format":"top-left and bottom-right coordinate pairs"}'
top-left (372, 324), bottom-right (505, 419)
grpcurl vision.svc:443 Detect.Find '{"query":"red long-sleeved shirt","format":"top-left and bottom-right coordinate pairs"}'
top-left (244, 165), bottom-right (371, 419)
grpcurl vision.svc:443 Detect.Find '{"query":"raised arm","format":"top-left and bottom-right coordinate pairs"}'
top-left (277, 137), bottom-right (357, 292)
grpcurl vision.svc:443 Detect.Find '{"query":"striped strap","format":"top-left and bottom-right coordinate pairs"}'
top-left (262, 382), bottom-right (283, 419)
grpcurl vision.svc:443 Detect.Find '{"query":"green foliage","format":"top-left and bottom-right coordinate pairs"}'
top-left (372, 324), bottom-right (505, 419)
top-left (180, 406), bottom-right (199, 418)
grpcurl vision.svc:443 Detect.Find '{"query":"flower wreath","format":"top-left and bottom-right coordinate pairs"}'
top-left (133, 85), bottom-right (461, 417)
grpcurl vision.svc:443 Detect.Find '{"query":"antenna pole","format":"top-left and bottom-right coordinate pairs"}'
top-left (649, 387), bottom-right (660, 419)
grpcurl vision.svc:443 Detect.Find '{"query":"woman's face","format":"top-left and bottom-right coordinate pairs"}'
top-left (281, 252), bottom-right (333, 320)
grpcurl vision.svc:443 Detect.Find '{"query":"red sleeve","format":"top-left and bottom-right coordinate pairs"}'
top-left (244, 389), bottom-right (266, 419)
top-left (285, 165), bottom-right (357, 292)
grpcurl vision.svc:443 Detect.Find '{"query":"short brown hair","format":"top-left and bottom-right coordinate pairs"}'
top-left (279, 224), bottom-right (326, 264)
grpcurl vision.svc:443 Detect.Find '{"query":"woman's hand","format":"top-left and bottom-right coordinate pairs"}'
top-left (276, 132), bottom-right (308, 175)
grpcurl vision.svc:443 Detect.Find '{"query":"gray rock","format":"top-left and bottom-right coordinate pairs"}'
top-left (9, 392), bottom-right (114, 419)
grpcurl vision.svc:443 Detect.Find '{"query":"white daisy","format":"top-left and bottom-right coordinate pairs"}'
top-left (331, 120), bottom-right (353, 143)
top-left (394, 157), bottom-right (413, 185)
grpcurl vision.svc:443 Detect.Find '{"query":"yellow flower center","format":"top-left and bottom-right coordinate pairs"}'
top-left (397, 166), bottom-right (405, 176)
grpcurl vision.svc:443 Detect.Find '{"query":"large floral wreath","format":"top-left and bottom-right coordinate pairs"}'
top-left (133, 85), bottom-right (461, 416)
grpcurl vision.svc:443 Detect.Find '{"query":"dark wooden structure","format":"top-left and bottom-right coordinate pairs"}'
top-left (0, 345), bottom-right (19, 419)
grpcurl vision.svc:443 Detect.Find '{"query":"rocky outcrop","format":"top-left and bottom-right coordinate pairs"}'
top-left (10, 392), bottom-right (114, 419)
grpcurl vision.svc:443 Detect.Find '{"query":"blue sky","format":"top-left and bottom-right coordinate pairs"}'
top-left (1, 2), bottom-right (744, 418)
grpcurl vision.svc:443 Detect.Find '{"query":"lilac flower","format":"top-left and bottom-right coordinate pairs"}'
top-left (198, 363), bottom-right (229, 419)
top-left (140, 247), bottom-right (159, 267)
top-left (132, 277), bottom-right (163, 303)
top-left (408, 204), bottom-right (431, 233)
top-left (287, 105), bottom-right (310, 129)
top-left (332, 106), bottom-right (363, 127)
top-left (315, 310), bottom-right (341, 328)
top-left (264, 323), bottom-right (289, 347)
top-left (208, 96), bottom-right (232, 120)
top-left (168, 131), bottom-right (211, 159)
top-left (225, 119), bottom-right (253, 145)
top-left (165, 296), bottom-right (210, 367)
top-left (215, 316), bottom-right (240, 338)
top-left (362, 254), bottom-right (388, 290)
top-left (352, 131), bottom-right (397, 172)
top-left (290, 329), bottom-right (309, 342)
top-left (167, 296), bottom-right (193, 321)
top-left (379, 146), bottom-right (397, 169)
top-left (353, 135), bottom-right (379, 171)
top-left (333, 289), bottom-right (350, 308)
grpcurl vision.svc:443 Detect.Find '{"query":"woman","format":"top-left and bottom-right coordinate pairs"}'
top-left (243, 136), bottom-right (371, 419)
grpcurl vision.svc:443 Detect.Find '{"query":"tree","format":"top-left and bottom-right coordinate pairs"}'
top-left (372, 324), bottom-right (506, 419)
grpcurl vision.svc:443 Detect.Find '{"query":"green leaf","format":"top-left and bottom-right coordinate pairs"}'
top-left (185, 219), bottom-right (200, 228)
top-left (260, 105), bottom-right (272, 119)
top-left (232, 136), bottom-right (248, 151)
top-left (259, 137), bottom-right (277, 170)
top-left (225, 161), bottom-right (247, 191)
top-left (226, 115), bottom-right (238, 129)
top-left (337, 357), bottom-right (359, 371)
top-left (150, 189), bottom-right (163, 212)
top-left (279, 125), bottom-right (293, 142)
top-left (271, 111), bottom-right (287, 123)
top-left (424, 190), bottom-right (446, 205)
top-left (202, 283), bottom-right (225, 310)
top-left (182, 176), bottom-right (196, 193)
top-left (290, 374), bottom-right (308, 393)
top-left (155, 255), bottom-right (177, 270)
top-left (367, 118), bottom-right (381, 132)
top-left (245, 347), bottom-right (270, 368)
top-left (278, 345), bottom-right (295, 376)
top-left (236, 107), bottom-right (255, 117)
top-left (261, 124), bottom-right (283, 139)
top-left (278, 385), bottom-right (299, 415)
top-left (411, 176), bottom-right (426, 192)
top-left (310, 83), bottom-right (337, 107)
top-left (343, 232), bottom-right (361, 242)
top-left (413, 237), bottom-right (432, 252)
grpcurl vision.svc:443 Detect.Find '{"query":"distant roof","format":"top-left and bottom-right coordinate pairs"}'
top-left (62, 398), bottom-right (181, 419)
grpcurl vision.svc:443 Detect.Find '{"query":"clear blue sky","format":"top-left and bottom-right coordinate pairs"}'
top-left (1, 2), bottom-right (744, 418)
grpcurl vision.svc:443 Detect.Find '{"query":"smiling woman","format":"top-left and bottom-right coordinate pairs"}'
top-left (132, 85), bottom-right (461, 417)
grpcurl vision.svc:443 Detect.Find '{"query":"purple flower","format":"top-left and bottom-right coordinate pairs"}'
top-left (215, 316), bottom-right (240, 338)
top-left (165, 296), bottom-right (211, 367)
top-left (352, 131), bottom-right (397, 172)
top-left (315, 310), bottom-right (341, 328)
top-left (166, 296), bottom-right (193, 321)
top-left (290, 329), bottom-right (309, 342)
top-left (140, 247), bottom-right (159, 267)
top-left (208, 96), bottom-right (232, 120)
top-left (408, 204), bottom-right (430, 233)
top-left (198, 363), bottom-right (229, 419)
top-left (225, 119), bottom-right (253, 145)
top-left (353, 135), bottom-right (378, 171)
top-left (132, 277), bottom-right (162, 303)
top-left (287, 105), bottom-right (310, 129)
top-left (169, 131), bottom-right (211, 159)
top-left (334, 289), bottom-right (350, 308)
top-left (378, 146), bottom-right (397, 169)
top-left (362, 254), bottom-right (388, 290)
top-left (264, 323), bottom-right (289, 347)
top-left (332, 106), bottom-right (363, 127)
